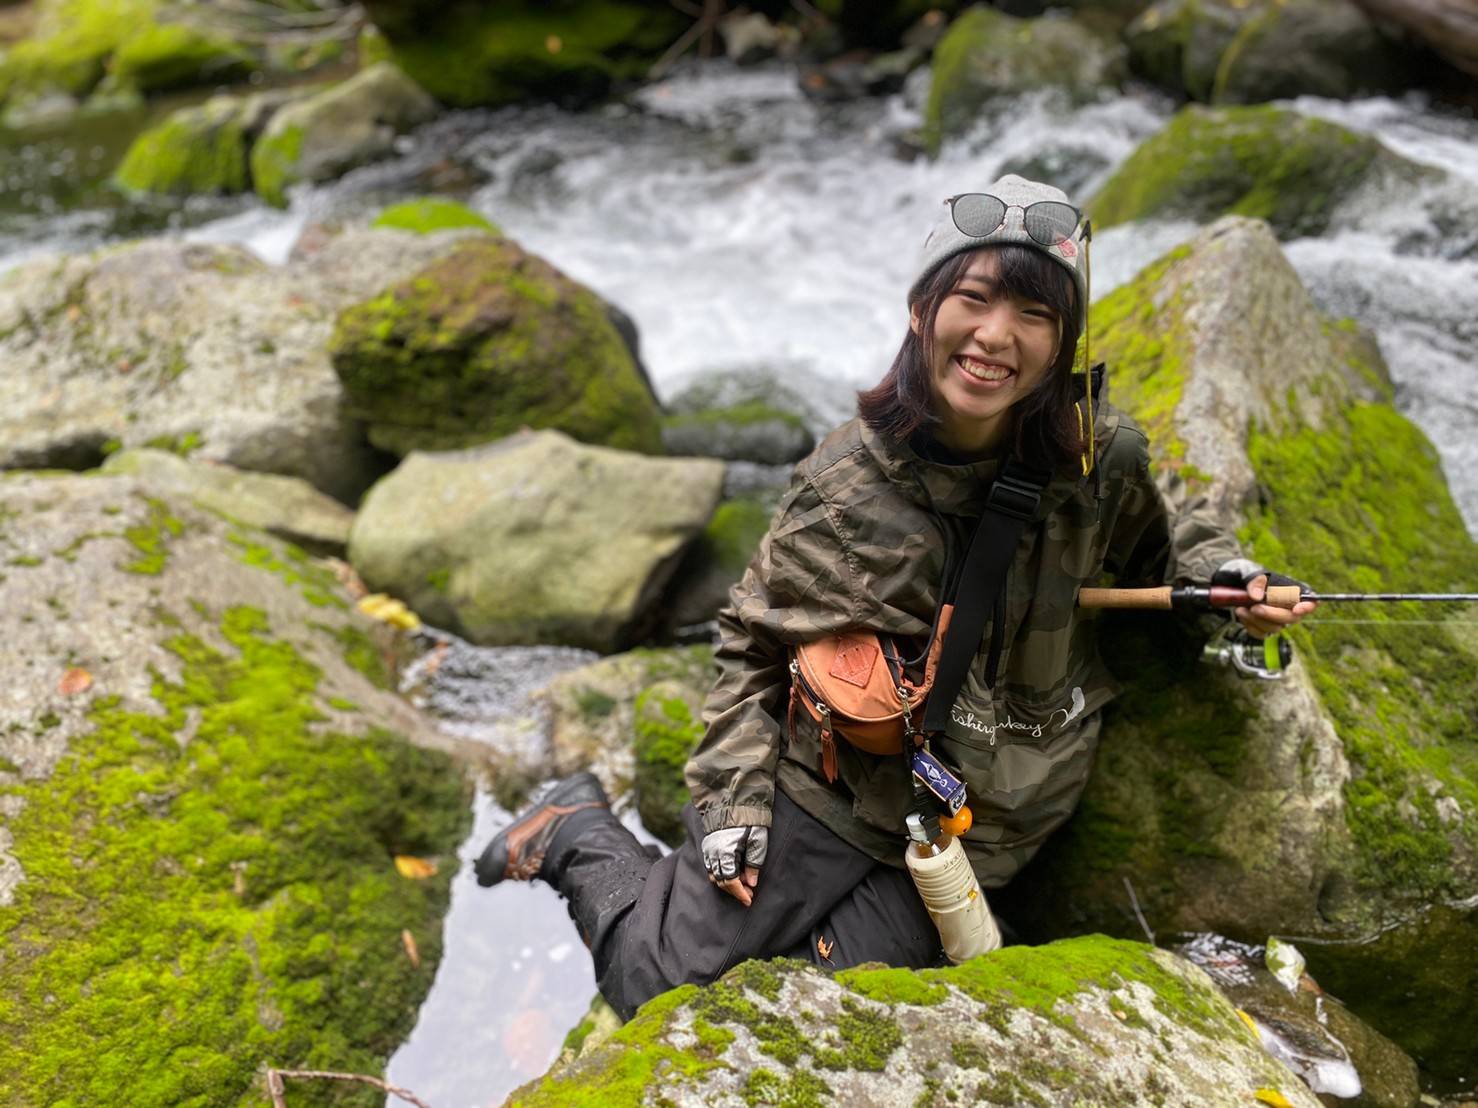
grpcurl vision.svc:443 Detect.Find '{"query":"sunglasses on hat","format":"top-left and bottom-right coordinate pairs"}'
top-left (944, 194), bottom-right (1085, 248)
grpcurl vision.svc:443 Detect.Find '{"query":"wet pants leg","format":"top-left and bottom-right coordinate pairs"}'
top-left (545, 788), bottom-right (942, 1020)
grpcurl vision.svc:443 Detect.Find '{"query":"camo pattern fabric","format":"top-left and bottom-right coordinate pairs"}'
top-left (685, 396), bottom-right (1240, 887)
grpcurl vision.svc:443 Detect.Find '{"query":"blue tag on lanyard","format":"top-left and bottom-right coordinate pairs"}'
top-left (911, 747), bottom-right (966, 816)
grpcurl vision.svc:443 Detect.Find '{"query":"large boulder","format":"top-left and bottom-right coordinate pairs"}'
top-left (0, 471), bottom-right (471, 1104)
top-left (660, 370), bottom-right (816, 465)
top-left (1086, 104), bottom-right (1436, 240)
top-left (512, 937), bottom-right (1323, 1106)
top-left (996, 218), bottom-right (1478, 1085)
top-left (0, 228), bottom-right (471, 503)
top-left (1209, 0), bottom-right (1413, 103)
top-left (100, 447), bottom-right (355, 555)
top-left (347, 431), bottom-right (726, 652)
top-left (923, 7), bottom-right (1125, 154)
top-left (1125, 0), bottom-right (1410, 102)
top-left (361, 0), bottom-right (688, 109)
top-left (330, 236), bottom-right (663, 457)
top-left (1349, 0), bottom-right (1478, 79)
top-left (250, 61), bottom-right (438, 207)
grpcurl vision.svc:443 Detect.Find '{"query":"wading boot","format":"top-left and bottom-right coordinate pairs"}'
top-left (474, 772), bottom-right (610, 887)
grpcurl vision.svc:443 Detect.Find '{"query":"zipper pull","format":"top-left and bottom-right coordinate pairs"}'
top-left (819, 703), bottom-right (837, 783)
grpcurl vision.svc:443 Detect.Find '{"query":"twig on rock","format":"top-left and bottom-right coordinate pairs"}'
top-left (1123, 876), bottom-right (1156, 945)
top-left (265, 1067), bottom-right (433, 1108)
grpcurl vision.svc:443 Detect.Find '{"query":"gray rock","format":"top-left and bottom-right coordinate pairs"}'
top-left (347, 431), bottom-right (726, 652)
top-left (660, 369), bottom-right (818, 466)
top-left (100, 448), bottom-right (355, 555)
top-left (515, 936), bottom-right (1323, 1107)
top-left (250, 61), bottom-right (438, 206)
top-left (0, 228), bottom-right (473, 503)
top-left (923, 8), bottom-right (1126, 153)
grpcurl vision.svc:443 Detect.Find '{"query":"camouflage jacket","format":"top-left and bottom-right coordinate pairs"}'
top-left (685, 398), bottom-right (1240, 886)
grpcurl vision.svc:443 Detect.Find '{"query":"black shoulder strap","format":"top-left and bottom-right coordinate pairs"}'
top-left (920, 460), bottom-right (1049, 736)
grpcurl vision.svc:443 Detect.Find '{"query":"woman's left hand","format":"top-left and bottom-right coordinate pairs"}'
top-left (1234, 572), bottom-right (1318, 638)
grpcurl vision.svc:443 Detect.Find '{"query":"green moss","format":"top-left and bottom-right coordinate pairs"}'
top-left (322, 623), bottom-right (394, 691)
top-left (0, 0), bottom-right (154, 103)
top-left (837, 964), bottom-right (949, 1007)
top-left (372, 198), bottom-right (501, 236)
top-left (109, 22), bottom-right (253, 93)
top-left (1089, 244), bottom-right (1193, 468)
top-left (228, 532), bottom-right (347, 609)
top-left (574, 687), bottom-right (617, 719)
top-left (631, 690), bottom-right (703, 848)
top-left (327, 696), bottom-right (358, 712)
top-left (0, 605), bottom-right (470, 1105)
top-left (250, 122), bottom-right (306, 209)
top-left (330, 238), bottom-right (662, 456)
top-left (122, 495), bottom-right (184, 575)
top-left (8, 555), bottom-right (42, 567)
top-left (1239, 402), bottom-right (1478, 892)
top-left (141, 431), bottom-right (203, 456)
top-left (424, 567), bottom-right (451, 595)
top-left (813, 1000), bottom-right (902, 1071)
top-left (743, 1067), bottom-right (832, 1107)
top-left (1087, 104), bottom-right (1406, 238)
top-left (724, 958), bottom-right (785, 1003)
top-left (697, 497), bottom-right (773, 577)
top-left (383, 0), bottom-right (687, 109)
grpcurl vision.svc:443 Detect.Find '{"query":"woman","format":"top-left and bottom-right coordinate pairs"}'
top-left (475, 175), bottom-right (1315, 1020)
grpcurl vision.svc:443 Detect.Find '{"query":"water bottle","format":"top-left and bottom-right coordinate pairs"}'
top-left (905, 811), bottom-right (1001, 963)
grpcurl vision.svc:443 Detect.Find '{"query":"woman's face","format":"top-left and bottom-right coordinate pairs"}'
top-left (911, 251), bottom-right (1063, 458)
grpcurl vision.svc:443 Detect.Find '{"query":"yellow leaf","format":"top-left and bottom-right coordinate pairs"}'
top-left (1235, 1008), bottom-right (1260, 1036)
top-left (356, 593), bottom-right (421, 631)
top-left (401, 928), bottom-right (421, 968)
top-left (1255, 1089), bottom-right (1293, 1107)
top-left (394, 855), bottom-right (438, 880)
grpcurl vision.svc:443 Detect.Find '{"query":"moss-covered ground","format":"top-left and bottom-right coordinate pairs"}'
top-left (250, 122), bottom-right (306, 208)
top-left (114, 100), bottom-right (250, 196)
top-left (1087, 105), bottom-right (1409, 238)
top-left (0, 605), bottom-right (470, 1105)
top-left (632, 688), bottom-right (703, 847)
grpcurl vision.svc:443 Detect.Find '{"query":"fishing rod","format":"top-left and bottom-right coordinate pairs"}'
top-left (1078, 586), bottom-right (1478, 612)
top-left (1078, 586), bottom-right (1478, 680)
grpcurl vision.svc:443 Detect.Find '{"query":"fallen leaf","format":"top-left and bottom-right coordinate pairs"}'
top-left (1254, 1089), bottom-right (1293, 1108)
top-left (816, 936), bottom-right (833, 961)
top-left (545, 34), bottom-right (562, 53)
top-left (394, 855), bottom-right (437, 880)
top-left (1235, 1009), bottom-right (1260, 1036)
top-left (401, 928), bottom-right (420, 968)
top-left (357, 593), bottom-right (421, 632)
top-left (65, 303), bottom-right (82, 322)
top-left (59, 667), bottom-right (93, 695)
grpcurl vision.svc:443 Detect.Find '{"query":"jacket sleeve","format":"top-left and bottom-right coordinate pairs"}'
top-left (684, 474), bottom-right (860, 835)
top-left (1103, 428), bottom-right (1241, 587)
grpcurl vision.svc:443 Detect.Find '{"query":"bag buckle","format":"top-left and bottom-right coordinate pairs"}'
top-left (986, 465), bottom-right (1045, 521)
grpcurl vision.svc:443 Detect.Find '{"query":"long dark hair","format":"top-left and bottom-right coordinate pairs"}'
top-left (858, 244), bottom-right (1084, 471)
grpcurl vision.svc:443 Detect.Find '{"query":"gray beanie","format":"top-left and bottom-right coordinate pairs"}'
top-left (909, 174), bottom-right (1088, 323)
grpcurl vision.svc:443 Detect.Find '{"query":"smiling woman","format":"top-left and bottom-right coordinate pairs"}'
top-left (470, 173), bottom-right (1319, 1022)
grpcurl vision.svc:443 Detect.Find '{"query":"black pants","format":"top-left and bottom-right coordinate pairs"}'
top-left (547, 788), bottom-right (943, 1019)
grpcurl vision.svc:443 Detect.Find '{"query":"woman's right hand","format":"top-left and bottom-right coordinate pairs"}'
top-left (700, 826), bottom-right (768, 908)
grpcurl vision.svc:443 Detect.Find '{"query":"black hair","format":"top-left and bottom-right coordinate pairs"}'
top-left (857, 244), bottom-right (1084, 470)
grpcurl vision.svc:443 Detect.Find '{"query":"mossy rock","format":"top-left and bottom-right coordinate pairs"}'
top-left (995, 217), bottom-right (1478, 1083)
top-left (0, 0), bottom-right (151, 104)
top-left (923, 7), bottom-right (1125, 154)
top-left (107, 20), bottom-right (254, 93)
top-left (112, 94), bottom-right (251, 195)
top-left (0, 472), bottom-right (473, 1105)
top-left (250, 62), bottom-right (438, 207)
top-left (515, 936), bottom-right (1322, 1106)
top-left (1086, 104), bottom-right (1433, 239)
top-left (632, 680), bottom-right (708, 846)
top-left (660, 491), bottom-right (781, 633)
top-left (1125, 0), bottom-right (1412, 104)
top-left (1209, 0), bottom-right (1413, 104)
top-left (330, 237), bottom-right (663, 456)
top-left (371, 197), bottom-right (501, 236)
top-left (540, 645), bottom-right (715, 806)
top-left (366, 0), bottom-right (688, 109)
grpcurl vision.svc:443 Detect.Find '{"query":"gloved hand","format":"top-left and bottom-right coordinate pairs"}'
top-left (701, 825), bottom-right (768, 908)
top-left (1212, 558), bottom-right (1317, 638)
